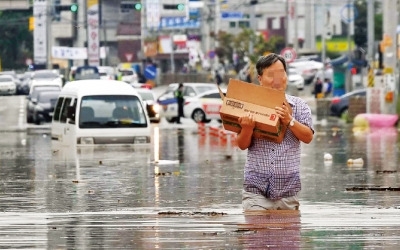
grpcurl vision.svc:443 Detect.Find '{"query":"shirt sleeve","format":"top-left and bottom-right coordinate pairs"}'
top-left (295, 97), bottom-right (314, 134)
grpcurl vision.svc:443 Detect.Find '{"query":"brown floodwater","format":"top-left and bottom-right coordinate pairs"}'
top-left (1, 121), bottom-right (400, 249)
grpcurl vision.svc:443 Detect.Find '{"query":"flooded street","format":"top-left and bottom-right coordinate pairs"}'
top-left (1, 118), bottom-right (400, 249)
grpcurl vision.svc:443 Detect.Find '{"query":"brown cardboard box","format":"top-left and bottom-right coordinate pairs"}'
top-left (219, 78), bottom-right (289, 143)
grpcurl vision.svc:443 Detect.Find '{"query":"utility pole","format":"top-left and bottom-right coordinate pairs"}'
top-left (367, 0), bottom-right (374, 65)
top-left (249, 2), bottom-right (256, 54)
top-left (382, 0), bottom-right (398, 114)
top-left (293, 0), bottom-right (298, 51)
top-left (285, 0), bottom-right (290, 47)
top-left (214, 0), bottom-right (220, 69)
top-left (321, 0), bottom-right (326, 81)
top-left (346, 0), bottom-right (353, 93)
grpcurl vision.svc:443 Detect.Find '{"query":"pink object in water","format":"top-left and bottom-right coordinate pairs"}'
top-left (359, 113), bottom-right (399, 127)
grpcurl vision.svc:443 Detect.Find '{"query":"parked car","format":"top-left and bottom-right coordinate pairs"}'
top-left (329, 89), bottom-right (367, 117)
top-left (136, 88), bottom-right (160, 123)
top-left (184, 89), bottom-right (224, 123)
top-left (51, 80), bottom-right (151, 146)
top-left (98, 66), bottom-right (116, 80)
top-left (73, 66), bottom-right (100, 81)
top-left (26, 85), bottom-right (62, 123)
top-left (19, 72), bottom-right (34, 95)
top-left (118, 69), bottom-right (138, 84)
top-left (28, 70), bottom-right (63, 95)
top-left (287, 68), bottom-right (305, 90)
top-left (157, 82), bottom-right (219, 123)
top-left (288, 60), bottom-right (323, 84)
top-left (0, 75), bottom-right (17, 95)
top-left (32, 90), bottom-right (61, 125)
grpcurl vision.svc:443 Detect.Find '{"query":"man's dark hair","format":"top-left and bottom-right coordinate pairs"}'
top-left (255, 53), bottom-right (287, 75)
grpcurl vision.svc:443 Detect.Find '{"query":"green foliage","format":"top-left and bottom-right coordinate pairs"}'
top-left (217, 28), bottom-right (285, 65)
top-left (353, 0), bottom-right (382, 48)
top-left (354, 0), bottom-right (367, 47)
top-left (0, 10), bottom-right (32, 70)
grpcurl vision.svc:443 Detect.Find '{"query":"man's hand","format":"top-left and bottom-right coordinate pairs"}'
top-left (275, 103), bottom-right (292, 126)
top-left (238, 113), bottom-right (256, 130)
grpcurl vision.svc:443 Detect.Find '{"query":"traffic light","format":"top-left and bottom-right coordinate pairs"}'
top-left (163, 4), bottom-right (185, 10)
top-left (54, 3), bottom-right (79, 21)
top-left (70, 3), bottom-right (78, 12)
top-left (28, 16), bottom-right (34, 31)
top-left (120, 2), bottom-right (142, 12)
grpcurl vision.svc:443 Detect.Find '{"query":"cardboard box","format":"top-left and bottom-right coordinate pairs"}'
top-left (219, 78), bottom-right (289, 143)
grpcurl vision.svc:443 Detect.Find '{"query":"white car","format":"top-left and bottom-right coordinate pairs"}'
top-left (287, 68), bottom-right (305, 91)
top-left (119, 69), bottom-right (138, 84)
top-left (98, 66), bottom-right (116, 80)
top-left (157, 82), bottom-right (219, 123)
top-left (184, 89), bottom-right (224, 123)
top-left (136, 88), bottom-right (160, 123)
top-left (0, 75), bottom-right (16, 95)
top-left (288, 60), bottom-right (323, 84)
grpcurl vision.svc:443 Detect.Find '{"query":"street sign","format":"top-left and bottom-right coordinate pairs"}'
top-left (159, 17), bottom-right (200, 29)
top-left (33, 0), bottom-right (47, 64)
top-left (87, 0), bottom-right (100, 66)
top-left (144, 65), bottom-right (157, 80)
top-left (340, 3), bottom-right (358, 24)
top-left (280, 47), bottom-right (297, 63)
top-left (220, 11), bottom-right (243, 19)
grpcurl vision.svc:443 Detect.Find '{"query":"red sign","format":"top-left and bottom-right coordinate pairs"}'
top-left (280, 47), bottom-right (297, 63)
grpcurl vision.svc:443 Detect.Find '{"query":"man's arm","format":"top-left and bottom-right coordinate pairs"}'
top-left (236, 114), bottom-right (255, 150)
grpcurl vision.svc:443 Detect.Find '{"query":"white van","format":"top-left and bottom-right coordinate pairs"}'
top-left (51, 80), bottom-right (151, 146)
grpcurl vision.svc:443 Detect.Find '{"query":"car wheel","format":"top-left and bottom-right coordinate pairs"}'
top-left (166, 117), bottom-right (176, 123)
top-left (34, 116), bottom-right (41, 125)
top-left (26, 114), bottom-right (33, 123)
top-left (192, 109), bottom-right (210, 123)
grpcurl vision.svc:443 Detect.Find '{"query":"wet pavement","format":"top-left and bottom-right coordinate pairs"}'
top-left (1, 89), bottom-right (400, 249)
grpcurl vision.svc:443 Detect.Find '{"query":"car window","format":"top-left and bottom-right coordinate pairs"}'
top-left (79, 95), bottom-right (147, 128)
top-left (33, 72), bottom-right (59, 79)
top-left (138, 92), bottom-right (154, 101)
top-left (31, 86), bottom-right (61, 99)
top-left (0, 76), bottom-right (13, 82)
top-left (53, 97), bottom-right (64, 122)
top-left (202, 93), bottom-right (221, 99)
top-left (38, 92), bottom-right (60, 104)
top-left (60, 98), bottom-right (72, 123)
top-left (183, 86), bottom-right (196, 97)
top-left (194, 85), bottom-right (217, 94)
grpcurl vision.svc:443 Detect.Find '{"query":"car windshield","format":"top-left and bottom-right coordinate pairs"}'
top-left (79, 95), bottom-right (147, 129)
top-left (138, 92), bottom-right (154, 101)
top-left (194, 85), bottom-right (218, 94)
top-left (31, 86), bottom-right (61, 99)
top-left (33, 72), bottom-right (59, 79)
top-left (38, 92), bottom-right (60, 104)
top-left (0, 77), bottom-right (13, 82)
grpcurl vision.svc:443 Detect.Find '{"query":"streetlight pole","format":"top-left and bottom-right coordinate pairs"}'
top-left (346, 0), bottom-right (353, 93)
top-left (367, 0), bottom-right (374, 65)
top-left (170, 35), bottom-right (175, 73)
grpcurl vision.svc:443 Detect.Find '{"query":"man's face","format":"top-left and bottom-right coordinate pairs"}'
top-left (257, 60), bottom-right (287, 91)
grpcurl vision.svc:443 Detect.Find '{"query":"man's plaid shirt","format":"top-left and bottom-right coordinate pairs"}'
top-left (243, 94), bottom-right (314, 200)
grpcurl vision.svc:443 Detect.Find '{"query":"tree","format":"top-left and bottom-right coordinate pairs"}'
top-left (217, 28), bottom-right (285, 66)
top-left (0, 10), bottom-right (33, 70)
top-left (354, 0), bottom-right (367, 48)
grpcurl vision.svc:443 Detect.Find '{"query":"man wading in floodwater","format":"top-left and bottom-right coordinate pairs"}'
top-left (236, 53), bottom-right (314, 211)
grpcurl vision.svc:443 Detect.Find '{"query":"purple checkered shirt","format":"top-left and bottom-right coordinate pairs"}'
top-left (243, 94), bottom-right (314, 200)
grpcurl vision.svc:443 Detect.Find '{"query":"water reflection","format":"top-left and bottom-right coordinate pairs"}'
top-left (3, 124), bottom-right (400, 248)
top-left (238, 210), bottom-right (301, 249)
